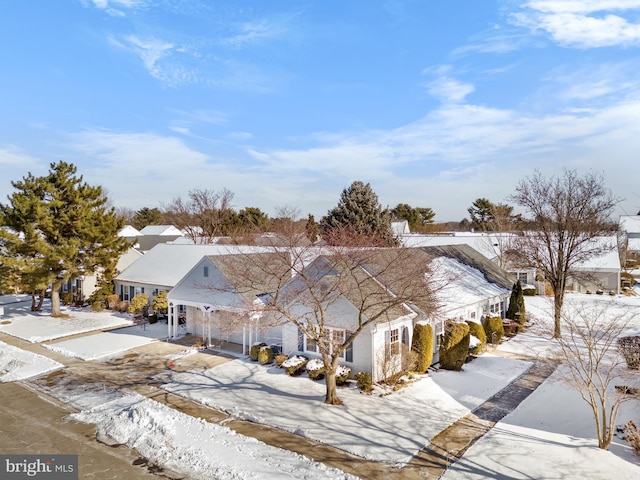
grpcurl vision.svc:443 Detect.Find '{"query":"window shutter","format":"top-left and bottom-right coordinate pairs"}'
top-left (345, 330), bottom-right (353, 362)
top-left (298, 328), bottom-right (304, 352)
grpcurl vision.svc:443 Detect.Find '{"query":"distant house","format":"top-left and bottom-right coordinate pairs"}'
top-left (118, 225), bottom-right (142, 246)
top-left (566, 236), bottom-right (621, 294)
top-left (114, 243), bottom-right (277, 309)
top-left (620, 215), bottom-right (640, 267)
top-left (391, 220), bottom-right (411, 236)
top-left (137, 225), bottom-right (184, 252)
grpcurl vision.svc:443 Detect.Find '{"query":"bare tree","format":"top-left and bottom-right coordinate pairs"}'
top-left (553, 302), bottom-right (639, 450)
top-left (509, 169), bottom-right (619, 338)
top-left (163, 188), bottom-right (237, 243)
top-left (225, 234), bottom-right (439, 406)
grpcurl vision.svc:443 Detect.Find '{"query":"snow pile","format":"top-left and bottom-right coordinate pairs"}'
top-left (42, 332), bottom-right (155, 360)
top-left (0, 341), bottom-right (63, 382)
top-left (69, 393), bottom-right (356, 480)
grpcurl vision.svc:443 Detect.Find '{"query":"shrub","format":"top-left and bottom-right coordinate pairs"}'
top-left (250, 342), bottom-right (267, 361)
top-left (483, 316), bottom-right (504, 344)
top-left (282, 355), bottom-right (308, 376)
top-left (411, 323), bottom-right (434, 373)
top-left (258, 346), bottom-right (274, 365)
top-left (466, 320), bottom-right (486, 355)
top-left (128, 294), bottom-right (149, 315)
top-left (622, 421), bottom-right (640, 456)
top-left (336, 365), bottom-right (351, 385)
top-left (506, 280), bottom-right (526, 324)
top-left (61, 292), bottom-right (74, 306)
top-left (522, 287), bottom-right (537, 296)
top-left (275, 354), bottom-right (288, 367)
top-left (355, 371), bottom-right (373, 393)
top-left (90, 300), bottom-right (106, 312)
top-left (117, 301), bottom-right (129, 313)
top-left (618, 336), bottom-right (640, 369)
top-left (107, 294), bottom-right (120, 310)
top-left (148, 315), bottom-right (158, 324)
top-left (439, 321), bottom-right (470, 371)
top-left (306, 359), bottom-right (325, 380)
top-left (503, 319), bottom-right (519, 337)
top-left (153, 290), bottom-right (169, 317)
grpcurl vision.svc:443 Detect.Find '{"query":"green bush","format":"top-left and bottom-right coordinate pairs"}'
top-left (483, 316), bottom-right (505, 344)
top-left (466, 320), bottom-right (486, 355)
top-left (306, 359), bottom-right (325, 380)
top-left (128, 294), bottom-right (149, 315)
top-left (336, 365), bottom-right (351, 385)
top-left (282, 355), bottom-right (308, 376)
top-left (250, 342), bottom-right (267, 361)
top-left (411, 323), bottom-right (434, 373)
top-left (258, 346), bottom-right (275, 365)
top-left (153, 290), bottom-right (169, 317)
top-left (355, 371), bottom-right (373, 393)
top-left (61, 292), bottom-right (74, 306)
top-left (148, 315), bottom-right (158, 324)
top-left (439, 321), bottom-right (470, 371)
top-left (522, 287), bottom-right (537, 296)
top-left (90, 300), bottom-right (106, 312)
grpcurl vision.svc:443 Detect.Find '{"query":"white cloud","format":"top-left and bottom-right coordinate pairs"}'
top-left (222, 19), bottom-right (287, 48)
top-left (513, 1), bottom-right (640, 47)
top-left (0, 147), bottom-right (40, 167)
top-left (90, 0), bottom-right (145, 17)
top-left (421, 66), bottom-right (475, 103)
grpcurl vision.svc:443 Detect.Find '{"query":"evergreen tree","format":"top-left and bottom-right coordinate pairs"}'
top-left (304, 214), bottom-right (320, 243)
top-left (0, 161), bottom-right (130, 316)
top-left (506, 280), bottom-right (526, 324)
top-left (132, 207), bottom-right (162, 230)
top-left (320, 180), bottom-right (395, 246)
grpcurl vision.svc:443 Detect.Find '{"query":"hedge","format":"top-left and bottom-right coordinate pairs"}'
top-left (439, 321), bottom-right (470, 371)
top-left (411, 323), bottom-right (434, 374)
top-left (483, 316), bottom-right (504, 344)
top-left (466, 320), bottom-right (486, 356)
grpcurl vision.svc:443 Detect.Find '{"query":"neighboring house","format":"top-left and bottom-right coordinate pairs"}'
top-left (61, 247), bottom-right (143, 299)
top-left (566, 236), bottom-right (621, 294)
top-left (391, 220), bottom-right (411, 236)
top-left (118, 225), bottom-right (142, 246)
top-left (620, 215), bottom-right (640, 267)
top-left (114, 243), bottom-right (277, 310)
top-left (137, 225), bottom-right (185, 251)
top-left (163, 244), bottom-right (515, 382)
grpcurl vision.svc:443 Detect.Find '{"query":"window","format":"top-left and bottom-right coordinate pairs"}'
top-left (306, 335), bottom-right (318, 353)
top-left (304, 328), bottom-right (346, 358)
top-left (470, 311), bottom-right (476, 320)
top-left (390, 328), bottom-right (400, 356)
top-left (518, 272), bottom-right (528, 284)
top-left (490, 302), bottom-right (501, 315)
top-left (204, 266), bottom-right (209, 278)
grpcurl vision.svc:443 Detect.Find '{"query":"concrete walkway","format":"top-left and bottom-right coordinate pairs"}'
top-left (2, 329), bottom-right (557, 480)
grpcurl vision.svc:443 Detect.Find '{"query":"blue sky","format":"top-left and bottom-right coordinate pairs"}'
top-left (1, 1), bottom-right (640, 222)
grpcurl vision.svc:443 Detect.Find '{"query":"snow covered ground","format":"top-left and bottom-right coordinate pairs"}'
top-left (42, 332), bottom-right (157, 360)
top-left (1, 293), bottom-right (640, 478)
top-left (0, 340), bottom-right (63, 381)
top-left (0, 304), bottom-right (133, 342)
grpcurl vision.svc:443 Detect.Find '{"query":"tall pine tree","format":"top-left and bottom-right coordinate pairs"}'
top-left (0, 161), bottom-right (130, 316)
top-left (320, 180), bottom-right (395, 246)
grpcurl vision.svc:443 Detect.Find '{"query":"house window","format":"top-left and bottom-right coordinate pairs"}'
top-left (490, 302), bottom-right (501, 315)
top-left (518, 272), bottom-right (528, 284)
top-left (306, 335), bottom-right (318, 353)
top-left (345, 330), bottom-right (353, 363)
top-left (204, 266), bottom-right (209, 278)
top-left (470, 311), bottom-right (476, 320)
top-left (305, 328), bottom-right (346, 358)
top-left (389, 328), bottom-right (400, 356)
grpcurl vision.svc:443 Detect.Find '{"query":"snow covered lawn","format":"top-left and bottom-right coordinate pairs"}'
top-left (0, 340), bottom-right (63, 381)
top-left (43, 332), bottom-right (157, 361)
top-left (0, 308), bottom-right (134, 342)
top-left (162, 354), bottom-right (531, 464)
top-left (69, 392), bottom-right (356, 480)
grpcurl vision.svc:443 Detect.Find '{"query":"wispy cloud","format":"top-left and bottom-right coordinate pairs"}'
top-left (512, 0), bottom-right (640, 48)
top-left (221, 18), bottom-right (289, 48)
top-left (543, 61), bottom-right (637, 101)
top-left (421, 66), bottom-right (475, 103)
top-left (89, 0), bottom-right (146, 17)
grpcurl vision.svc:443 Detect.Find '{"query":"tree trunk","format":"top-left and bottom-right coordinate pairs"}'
top-left (30, 290), bottom-right (44, 311)
top-left (553, 289), bottom-right (563, 338)
top-left (324, 370), bottom-right (342, 405)
top-left (50, 281), bottom-right (63, 317)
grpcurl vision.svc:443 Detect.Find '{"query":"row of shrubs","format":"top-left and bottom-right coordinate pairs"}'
top-left (248, 343), bottom-right (356, 387)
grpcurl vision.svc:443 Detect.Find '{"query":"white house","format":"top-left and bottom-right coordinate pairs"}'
top-left (114, 243), bottom-right (276, 308)
top-left (136, 225), bottom-right (185, 251)
top-left (620, 215), bottom-right (640, 267)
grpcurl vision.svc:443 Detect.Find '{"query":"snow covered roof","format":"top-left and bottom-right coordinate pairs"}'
top-left (391, 220), bottom-right (410, 235)
top-left (628, 237), bottom-right (640, 252)
top-left (115, 243), bottom-right (276, 288)
top-left (139, 225), bottom-right (184, 236)
top-left (573, 237), bottom-right (621, 272)
top-left (620, 215), bottom-right (640, 235)
top-left (400, 233), bottom-right (517, 263)
top-left (118, 225), bottom-right (141, 237)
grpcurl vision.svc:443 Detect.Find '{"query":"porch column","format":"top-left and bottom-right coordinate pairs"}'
top-left (167, 302), bottom-right (173, 339)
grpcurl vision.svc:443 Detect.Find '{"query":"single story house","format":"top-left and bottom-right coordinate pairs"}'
top-left (165, 245), bottom-right (515, 382)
